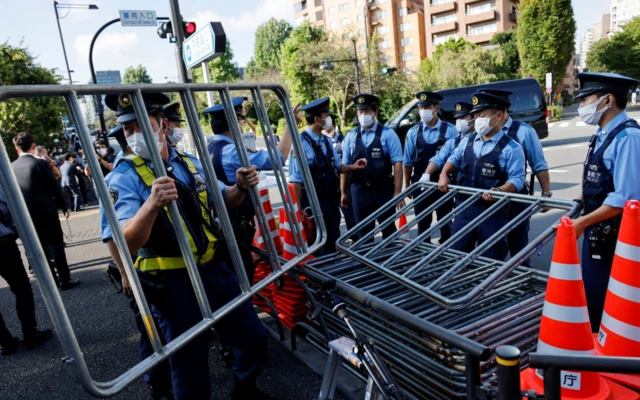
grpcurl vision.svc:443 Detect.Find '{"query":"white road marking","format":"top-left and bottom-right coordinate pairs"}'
top-left (543, 144), bottom-right (586, 152)
top-left (576, 121), bottom-right (586, 127)
top-left (548, 122), bottom-right (556, 128)
top-left (559, 122), bottom-right (569, 128)
top-left (528, 169), bottom-right (568, 173)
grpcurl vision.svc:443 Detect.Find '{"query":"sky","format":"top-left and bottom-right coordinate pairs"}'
top-left (1, 0), bottom-right (611, 85)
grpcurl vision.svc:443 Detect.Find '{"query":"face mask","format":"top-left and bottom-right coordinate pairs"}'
top-left (420, 109), bottom-right (435, 124)
top-left (167, 127), bottom-right (186, 144)
top-left (98, 148), bottom-right (107, 156)
top-left (321, 116), bottom-right (333, 131)
top-left (475, 113), bottom-right (500, 137)
top-left (358, 113), bottom-right (374, 128)
top-left (126, 123), bottom-right (163, 160)
top-left (578, 96), bottom-right (610, 125)
top-left (456, 119), bottom-right (472, 134)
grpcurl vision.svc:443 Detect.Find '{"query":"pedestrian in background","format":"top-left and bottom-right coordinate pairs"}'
top-left (36, 146), bottom-right (61, 180)
top-left (60, 153), bottom-right (84, 212)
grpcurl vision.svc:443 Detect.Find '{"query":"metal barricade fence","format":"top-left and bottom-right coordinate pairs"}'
top-left (0, 82), bottom-right (324, 397)
top-left (336, 182), bottom-right (580, 310)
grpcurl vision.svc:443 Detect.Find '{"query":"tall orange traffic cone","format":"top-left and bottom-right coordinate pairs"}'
top-left (595, 200), bottom-right (640, 389)
top-left (521, 217), bottom-right (638, 399)
top-left (398, 213), bottom-right (407, 229)
top-left (252, 188), bottom-right (282, 255)
top-left (280, 184), bottom-right (307, 261)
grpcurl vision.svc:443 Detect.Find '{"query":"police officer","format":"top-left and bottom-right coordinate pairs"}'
top-left (163, 103), bottom-right (186, 147)
top-left (571, 72), bottom-right (640, 332)
top-left (403, 91), bottom-right (457, 241)
top-left (425, 101), bottom-right (476, 179)
top-left (205, 96), bottom-right (297, 281)
top-left (438, 91), bottom-right (525, 260)
top-left (341, 94), bottom-right (404, 242)
top-left (290, 97), bottom-right (366, 255)
top-left (102, 92), bottom-right (268, 400)
top-left (479, 89), bottom-right (551, 263)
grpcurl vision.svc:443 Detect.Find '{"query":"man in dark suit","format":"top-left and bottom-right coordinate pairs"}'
top-left (60, 153), bottom-right (84, 212)
top-left (11, 133), bottom-right (79, 290)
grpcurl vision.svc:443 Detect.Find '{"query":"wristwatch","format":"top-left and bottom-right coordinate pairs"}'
top-left (541, 191), bottom-right (553, 197)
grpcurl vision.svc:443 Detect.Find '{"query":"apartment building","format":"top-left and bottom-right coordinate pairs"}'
top-left (424, 0), bottom-right (518, 57)
top-left (294, 0), bottom-right (426, 71)
top-left (611, 0), bottom-right (640, 34)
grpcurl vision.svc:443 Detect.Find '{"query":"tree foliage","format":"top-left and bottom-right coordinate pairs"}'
top-left (249, 18), bottom-right (292, 73)
top-left (122, 65), bottom-right (152, 84)
top-left (491, 30), bottom-right (520, 78)
top-left (585, 17), bottom-right (640, 79)
top-left (517, 0), bottom-right (576, 88)
top-left (0, 42), bottom-right (67, 158)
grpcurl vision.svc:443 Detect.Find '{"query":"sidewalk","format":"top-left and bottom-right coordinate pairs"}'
top-left (561, 103), bottom-right (640, 120)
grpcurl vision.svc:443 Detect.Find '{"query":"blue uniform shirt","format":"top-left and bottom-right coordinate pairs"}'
top-left (289, 128), bottom-right (342, 184)
top-left (211, 134), bottom-right (285, 183)
top-left (593, 110), bottom-right (640, 208)
top-left (343, 122), bottom-right (403, 165)
top-left (402, 119), bottom-right (458, 167)
top-left (100, 146), bottom-right (225, 242)
top-left (447, 130), bottom-right (526, 191)
top-left (430, 132), bottom-right (473, 169)
top-left (503, 117), bottom-right (548, 173)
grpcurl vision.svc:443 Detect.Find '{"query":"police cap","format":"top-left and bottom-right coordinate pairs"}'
top-left (415, 91), bottom-right (443, 107)
top-left (301, 97), bottom-right (331, 117)
top-left (353, 93), bottom-right (380, 110)
top-left (202, 97), bottom-right (245, 120)
top-left (453, 102), bottom-right (473, 119)
top-left (574, 72), bottom-right (639, 100)
top-left (105, 93), bottom-right (171, 123)
top-left (163, 102), bottom-right (185, 122)
top-left (470, 90), bottom-right (511, 114)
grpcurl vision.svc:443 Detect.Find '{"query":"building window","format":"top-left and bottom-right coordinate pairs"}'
top-left (613, 14), bottom-right (617, 19)
top-left (401, 37), bottom-right (413, 47)
top-left (329, 7), bottom-right (335, 15)
top-left (433, 32), bottom-right (458, 45)
top-left (432, 13), bottom-right (457, 25)
top-left (315, 0), bottom-right (322, 6)
top-left (400, 22), bottom-right (412, 32)
top-left (375, 0), bottom-right (387, 4)
top-left (377, 25), bottom-right (389, 35)
top-left (376, 10), bottom-right (387, 20)
top-left (398, 7), bottom-right (409, 17)
top-left (341, 18), bottom-right (351, 26)
top-left (613, 6), bottom-right (617, 12)
top-left (295, 15), bottom-right (309, 25)
top-left (431, 0), bottom-right (454, 5)
top-left (316, 10), bottom-right (323, 21)
top-left (330, 21), bottom-right (338, 29)
top-left (467, 2), bottom-right (496, 16)
top-left (339, 3), bottom-right (348, 11)
top-left (402, 52), bottom-right (413, 61)
top-left (467, 22), bottom-right (497, 36)
top-left (294, 1), bottom-right (307, 13)
top-left (356, 0), bottom-right (363, 6)
top-left (379, 40), bottom-right (391, 49)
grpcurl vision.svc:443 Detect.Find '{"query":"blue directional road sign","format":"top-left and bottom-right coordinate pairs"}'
top-left (119, 10), bottom-right (157, 27)
top-left (182, 22), bottom-right (226, 69)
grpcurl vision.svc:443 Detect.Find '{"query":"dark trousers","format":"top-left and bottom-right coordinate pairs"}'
top-left (507, 201), bottom-right (531, 265)
top-left (414, 189), bottom-right (453, 243)
top-left (351, 183), bottom-right (397, 243)
top-left (0, 237), bottom-right (37, 342)
top-left (450, 200), bottom-right (509, 260)
top-left (34, 219), bottom-right (72, 284)
top-left (582, 227), bottom-right (615, 333)
top-left (152, 261), bottom-right (268, 400)
top-left (303, 194), bottom-right (342, 256)
top-left (340, 187), bottom-right (356, 233)
top-left (64, 184), bottom-right (83, 212)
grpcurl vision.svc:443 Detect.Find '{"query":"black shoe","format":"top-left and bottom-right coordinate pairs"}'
top-left (219, 345), bottom-right (234, 369)
top-left (0, 337), bottom-right (19, 356)
top-left (60, 279), bottom-right (80, 291)
top-left (21, 329), bottom-right (53, 350)
top-left (148, 384), bottom-right (174, 400)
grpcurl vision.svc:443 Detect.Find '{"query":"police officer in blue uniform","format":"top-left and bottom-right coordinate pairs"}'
top-left (102, 92), bottom-right (268, 400)
top-left (570, 72), bottom-right (640, 332)
top-left (342, 94), bottom-right (404, 242)
top-left (290, 97), bottom-right (366, 254)
top-left (403, 91), bottom-right (458, 241)
top-left (163, 103), bottom-right (186, 147)
top-left (204, 97), bottom-right (297, 281)
top-left (438, 92), bottom-right (526, 260)
top-left (478, 89), bottom-right (551, 264)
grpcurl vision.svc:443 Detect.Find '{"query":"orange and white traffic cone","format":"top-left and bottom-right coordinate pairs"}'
top-left (280, 184), bottom-right (307, 261)
top-left (397, 213), bottom-right (407, 229)
top-left (521, 217), bottom-right (638, 399)
top-left (252, 188), bottom-right (283, 255)
top-left (594, 200), bottom-right (640, 390)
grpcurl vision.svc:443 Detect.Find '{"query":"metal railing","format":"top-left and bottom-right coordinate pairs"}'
top-left (0, 82), bottom-right (325, 397)
top-left (336, 182), bottom-right (580, 310)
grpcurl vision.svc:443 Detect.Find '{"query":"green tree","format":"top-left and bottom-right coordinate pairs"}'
top-left (491, 30), bottom-right (520, 78)
top-left (585, 38), bottom-right (610, 73)
top-left (122, 65), bottom-right (152, 84)
top-left (0, 42), bottom-right (67, 159)
top-left (517, 0), bottom-right (576, 88)
top-left (585, 17), bottom-right (640, 79)
top-left (192, 39), bottom-right (241, 84)
top-left (432, 37), bottom-right (478, 57)
top-left (250, 18), bottom-right (292, 73)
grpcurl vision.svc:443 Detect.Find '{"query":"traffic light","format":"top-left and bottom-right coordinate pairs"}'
top-left (183, 21), bottom-right (196, 38)
top-left (157, 19), bottom-right (197, 42)
top-left (381, 67), bottom-right (398, 75)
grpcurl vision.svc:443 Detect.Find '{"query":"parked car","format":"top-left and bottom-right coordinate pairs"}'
top-left (386, 78), bottom-right (549, 145)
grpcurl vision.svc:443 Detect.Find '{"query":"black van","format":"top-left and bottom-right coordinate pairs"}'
top-left (386, 78), bottom-right (549, 145)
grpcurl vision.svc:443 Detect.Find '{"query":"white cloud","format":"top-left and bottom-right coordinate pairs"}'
top-left (192, 0), bottom-right (294, 35)
top-left (74, 32), bottom-right (141, 66)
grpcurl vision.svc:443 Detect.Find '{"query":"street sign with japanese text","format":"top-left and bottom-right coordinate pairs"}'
top-left (119, 10), bottom-right (157, 27)
top-left (182, 22), bottom-right (226, 69)
top-left (545, 72), bottom-right (553, 89)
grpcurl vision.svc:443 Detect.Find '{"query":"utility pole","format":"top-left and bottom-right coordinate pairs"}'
top-left (363, 0), bottom-right (373, 93)
top-left (168, 0), bottom-right (190, 83)
top-left (53, 1), bottom-right (75, 85)
top-left (352, 39), bottom-right (361, 95)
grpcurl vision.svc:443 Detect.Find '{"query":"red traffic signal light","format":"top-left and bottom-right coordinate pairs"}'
top-left (183, 21), bottom-right (196, 38)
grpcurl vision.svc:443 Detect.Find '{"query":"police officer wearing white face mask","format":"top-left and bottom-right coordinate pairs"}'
top-left (403, 91), bottom-right (457, 241)
top-left (571, 72), bottom-right (640, 332)
top-left (163, 103), bottom-right (187, 148)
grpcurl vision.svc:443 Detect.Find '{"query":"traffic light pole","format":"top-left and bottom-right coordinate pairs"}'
top-left (169, 0), bottom-right (190, 84)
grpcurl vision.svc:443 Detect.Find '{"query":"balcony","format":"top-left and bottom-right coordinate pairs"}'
top-left (509, 11), bottom-right (518, 22)
top-left (467, 32), bottom-right (494, 44)
top-left (431, 21), bottom-right (458, 34)
top-left (465, 10), bottom-right (496, 25)
top-left (429, 1), bottom-right (457, 15)
top-left (463, 0), bottom-right (486, 4)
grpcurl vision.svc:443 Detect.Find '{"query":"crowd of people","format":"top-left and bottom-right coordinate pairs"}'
top-left (1, 71), bottom-right (640, 400)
